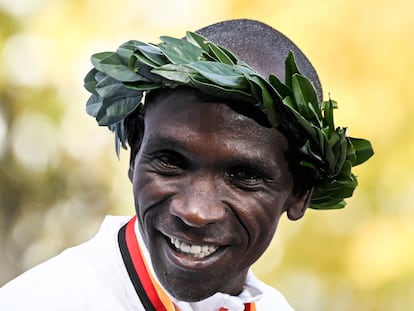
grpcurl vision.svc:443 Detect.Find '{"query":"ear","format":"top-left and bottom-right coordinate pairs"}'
top-left (286, 187), bottom-right (314, 221)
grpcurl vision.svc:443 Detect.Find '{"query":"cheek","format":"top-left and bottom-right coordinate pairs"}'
top-left (241, 191), bottom-right (290, 247)
top-left (132, 166), bottom-right (177, 215)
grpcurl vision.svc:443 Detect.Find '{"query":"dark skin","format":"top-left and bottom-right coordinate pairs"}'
top-left (128, 88), bottom-right (312, 301)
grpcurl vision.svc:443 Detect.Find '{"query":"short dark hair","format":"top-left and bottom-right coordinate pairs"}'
top-left (196, 19), bottom-right (323, 101)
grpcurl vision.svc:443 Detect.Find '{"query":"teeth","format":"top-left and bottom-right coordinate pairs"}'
top-left (170, 237), bottom-right (219, 258)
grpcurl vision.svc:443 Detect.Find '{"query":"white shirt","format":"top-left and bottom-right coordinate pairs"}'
top-left (0, 216), bottom-right (294, 310)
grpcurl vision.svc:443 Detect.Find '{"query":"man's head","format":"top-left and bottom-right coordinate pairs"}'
top-left (123, 20), bottom-right (321, 301)
top-left (85, 18), bottom-right (373, 302)
top-left (128, 86), bottom-right (313, 301)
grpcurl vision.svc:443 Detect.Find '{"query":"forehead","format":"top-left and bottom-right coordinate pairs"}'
top-left (143, 88), bottom-right (289, 162)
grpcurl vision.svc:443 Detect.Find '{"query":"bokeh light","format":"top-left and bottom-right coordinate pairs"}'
top-left (10, 113), bottom-right (61, 171)
top-left (0, 111), bottom-right (6, 157)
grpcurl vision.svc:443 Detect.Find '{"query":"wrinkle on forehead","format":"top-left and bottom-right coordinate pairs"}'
top-left (145, 87), bottom-right (280, 139)
top-left (147, 92), bottom-right (285, 147)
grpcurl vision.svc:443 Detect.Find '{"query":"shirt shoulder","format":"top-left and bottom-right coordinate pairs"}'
top-left (256, 282), bottom-right (295, 310)
top-left (0, 215), bottom-right (143, 311)
top-left (247, 271), bottom-right (295, 311)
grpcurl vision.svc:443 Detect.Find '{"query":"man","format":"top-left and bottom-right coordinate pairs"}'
top-left (0, 19), bottom-right (373, 310)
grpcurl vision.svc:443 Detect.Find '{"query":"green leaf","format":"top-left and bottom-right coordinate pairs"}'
top-left (131, 52), bottom-right (158, 69)
top-left (206, 41), bottom-right (235, 65)
top-left (117, 40), bottom-right (147, 59)
top-left (97, 95), bottom-right (142, 126)
top-left (246, 75), bottom-right (280, 126)
top-left (307, 101), bottom-right (323, 127)
top-left (116, 41), bottom-right (137, 59)
top-left (84, 69), bottom-right (99, 95)
top-left (86, 94), bottom-right (103, 118)
top-left (311, 199), bottom-right (346, 210)
top-left (185, 31), bottom-right (210, 51)
top-left (332, 133), bottom-right (347, 174)
top-left (136, 64), bottom-right (164, 82)
top-left (93, 52), bottom-right (142, 82)
top-left (91, 52), bottom-right (113, 72)
top-left (123, 82), bottom-right (161, 91)
top-left (348, 137), bottom-right (374, 166)
top-left (152, 64), bottom-right (196, 84)
top-left (118, 40), bottom-right (167, 68)
top-left (95, 76), bottom-right (121, 98)
top-left (281, 96), bottom-right (296, 110)
top-left (269, 74), bottom-right (292, 99)
top-left (285, 51), bottom-right (300, 89)
top-left (292, 73), bottom-right (320, 122)
top-left (109, 120), bottom-right (128, 158)
top-left (300, 141), bottom-right (323, 165)
top-left (95, 75), bottom-right (141, 98)
top-left (186, 61), bottom-right (248, 88)
top-left (322, 98), bottom-right (336, 131)
top-left (217, 46), bottom-right (239, 65)
top-left (299, 160), bottom-right (316, 170)
top-left (189, 76), bottom-right (254, 103)
top-left (159, 36), bottom-right (203, 64)
top-left (94, 71), bottom-right (107, 84)
top-left (287, 104), bottom-right (318, 137)
top-left (138, 44), bottom-right (166, 65)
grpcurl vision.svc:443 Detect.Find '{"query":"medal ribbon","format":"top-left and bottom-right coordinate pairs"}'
top-left (118, 216), bottom-right (256, 311)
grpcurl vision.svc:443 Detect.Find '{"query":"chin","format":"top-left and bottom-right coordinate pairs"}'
top-left (166, 284), bottom-right (217, 302)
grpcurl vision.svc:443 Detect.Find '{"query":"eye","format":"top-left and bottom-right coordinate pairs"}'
top-left (227, 167), bottom-right (264, 189)
top-left (152, 151), bottom-right (184, 173)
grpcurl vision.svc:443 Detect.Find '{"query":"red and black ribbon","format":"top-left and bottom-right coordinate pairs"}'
top-left (118, 216), bottom-right (255, 311)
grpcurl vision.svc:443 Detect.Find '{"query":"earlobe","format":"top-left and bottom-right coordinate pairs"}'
top-left (286, 188), bottom-right (314, 221)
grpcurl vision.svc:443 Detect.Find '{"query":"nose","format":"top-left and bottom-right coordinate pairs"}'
top-left (170, 175), bottom-right (226, 228)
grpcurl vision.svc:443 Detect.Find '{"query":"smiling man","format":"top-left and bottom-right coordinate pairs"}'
top-left (0, 19), bottom-right (373, 310)
top-left (128, 87), bottom-right (310, 305)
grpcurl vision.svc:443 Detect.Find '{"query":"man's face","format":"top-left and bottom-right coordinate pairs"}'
top-left (129, 89), bottom-right (304, 301)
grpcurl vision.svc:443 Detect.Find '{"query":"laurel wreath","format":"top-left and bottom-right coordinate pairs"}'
top-left (84, 31), bottom-right (373, 210)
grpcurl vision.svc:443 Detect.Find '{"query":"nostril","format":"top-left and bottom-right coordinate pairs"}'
top-left (169, 194), bottom-right (226, 228)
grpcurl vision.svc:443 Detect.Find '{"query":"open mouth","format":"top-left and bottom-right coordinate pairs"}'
top-left (169, 237), bottom-right (219, 259)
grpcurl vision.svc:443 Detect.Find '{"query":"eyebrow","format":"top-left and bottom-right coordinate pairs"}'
top-left (228, 154), bottom-right (283, 181)
top-left (145, 132), bottom-right (191, 152)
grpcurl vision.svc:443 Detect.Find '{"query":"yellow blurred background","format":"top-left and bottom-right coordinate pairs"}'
top-left (0, 0), bottom-right (413, 310)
